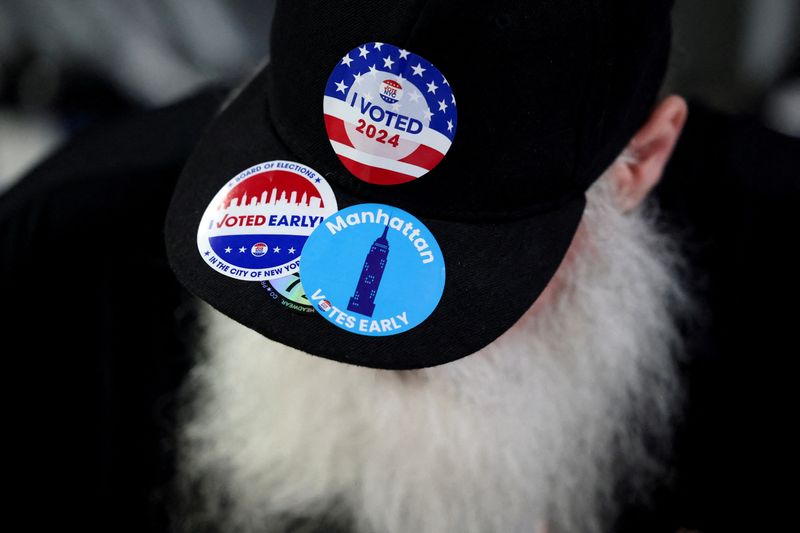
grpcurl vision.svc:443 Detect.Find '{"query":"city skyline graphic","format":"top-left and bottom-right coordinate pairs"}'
top-left (348, 224), bottom-right (390, 317)
top-left (218, 170), bottom-right (325, 211)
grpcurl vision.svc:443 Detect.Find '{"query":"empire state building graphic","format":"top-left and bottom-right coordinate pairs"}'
top-left (348, 225), bottom-right (390, 317)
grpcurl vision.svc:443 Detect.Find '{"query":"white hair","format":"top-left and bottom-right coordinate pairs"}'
top-left (171, 172), bottom-right (692, 533)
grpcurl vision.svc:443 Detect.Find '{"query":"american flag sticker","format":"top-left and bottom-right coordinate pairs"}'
top-left (323, 42), bottom-right (457, 185)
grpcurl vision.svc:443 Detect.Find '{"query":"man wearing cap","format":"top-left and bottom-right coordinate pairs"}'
top-left (165, 0), bottom-right (690, 529)
top-left (1, 1), bottom-right (797, 533)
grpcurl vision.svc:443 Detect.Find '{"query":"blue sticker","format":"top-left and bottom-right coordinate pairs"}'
top-left (301, 204), bottom-right (445, 336)
top-left (196, 161), bottom-right (338, 281)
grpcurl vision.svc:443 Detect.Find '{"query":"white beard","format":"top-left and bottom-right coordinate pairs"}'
top-left (172, 175), bottom-right (691, 533)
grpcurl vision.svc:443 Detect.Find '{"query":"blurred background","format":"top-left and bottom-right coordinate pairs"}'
top-left (0, 0), bottom-right (798, 192)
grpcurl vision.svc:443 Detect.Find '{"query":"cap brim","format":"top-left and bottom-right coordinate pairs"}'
top-left (165, 64), bottom-right (586, 370)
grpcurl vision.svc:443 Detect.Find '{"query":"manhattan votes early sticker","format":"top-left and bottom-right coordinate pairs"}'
top-left (301, 204), bottom-right (445, 336)
top-left (323, 42), bottom-right (457, 185)
top-left (196, 161), bottom-right (337, 281)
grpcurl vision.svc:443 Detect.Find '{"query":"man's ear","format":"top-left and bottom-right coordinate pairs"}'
top-left (609, 95), bottom-right (688, 211)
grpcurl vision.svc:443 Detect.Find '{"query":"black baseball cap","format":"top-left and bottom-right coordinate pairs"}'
top-left (165, 0), bottom-right (675, 370)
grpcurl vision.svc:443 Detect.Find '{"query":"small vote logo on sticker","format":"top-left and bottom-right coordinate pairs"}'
top-left (251, 242), bottom-right (268, 257)
top-left (380, 79), bottom-right (403, 104)
top-left (300, 203), bottom-right (446, 337)
top-left (196, 161), bottom-right (338, 281)
top-left (323, 42), bottom-right (457, 185)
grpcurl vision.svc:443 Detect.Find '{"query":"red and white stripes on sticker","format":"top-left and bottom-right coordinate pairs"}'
top-left (323, 96), bottom-right (450, 184)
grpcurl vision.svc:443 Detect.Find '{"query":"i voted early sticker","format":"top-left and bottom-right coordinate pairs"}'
top-left (323, 42), bottom-right (457, 185)
top-left (301, 204), bottom-right (445, 336)
top-left (197, 161), bottom-right (337, 281)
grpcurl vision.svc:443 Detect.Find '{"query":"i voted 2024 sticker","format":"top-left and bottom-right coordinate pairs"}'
top-left (301, 204), bottom-right (445, 336)
top-left (197, 161), bottom-right (337, 281)
top-left (323, 42), bottom-right (457, 185)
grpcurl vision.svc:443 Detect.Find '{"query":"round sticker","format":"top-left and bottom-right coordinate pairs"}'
top-left (323, 42), bottom-right (457, 185)
top-left (197, 161), bottom-right (338, 281)
top-left (261, 273), bottom-right (315, 314)
top-left (300, 204), bottom-right (446, 336)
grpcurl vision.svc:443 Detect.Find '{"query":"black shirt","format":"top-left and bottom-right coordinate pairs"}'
top-left (2, 91), bottom-right (797, 533)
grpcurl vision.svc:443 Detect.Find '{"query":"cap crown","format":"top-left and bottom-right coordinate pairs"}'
top-left (268, 0), bottom-right (674, 221)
